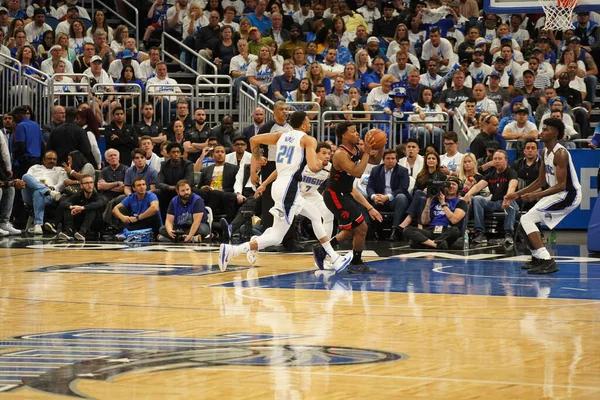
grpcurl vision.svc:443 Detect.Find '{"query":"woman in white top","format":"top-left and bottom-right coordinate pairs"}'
top-left (246, 45), bottom-right (282, 95)
top-left (490, 24), bottom-right (520, 55)
top-left (386, 24), bottom-right (411, 60)
top-left (292, 47), bottom-right (309, 81)
top-left (269, 41), bottom-right (284, 72)
top-left (68, 20), bottom-right (92, 57)
top-left (110, 25), bottom-right (130, 54)
top-left (52, 60), bottom-right (75, 106)
top-left (409, 87), bottom-right (444, 150)
top-left (182, 2), bottom-right (209, 40)
top-left (88, 10), bottom-right (114, 43)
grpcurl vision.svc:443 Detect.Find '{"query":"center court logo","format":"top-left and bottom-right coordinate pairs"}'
top-left (0, 329), bottom-right (407, 398)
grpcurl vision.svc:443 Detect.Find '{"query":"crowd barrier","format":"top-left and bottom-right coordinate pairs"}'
top-left (239, 82), bottom-right (258, 130)
top-left (195, 74), bottom-right (233, 125)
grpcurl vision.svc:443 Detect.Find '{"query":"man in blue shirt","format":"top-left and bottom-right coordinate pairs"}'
top-left (112, 176), bottom-right (161, 234)
top-left (158, 179), bottom-right (210, 243)
top-left (247, 0), bottom-right (271, 34)
top-left (12, 106), bottom-right (44, 177)
top-left (404, 176), bottom-right (468, 249)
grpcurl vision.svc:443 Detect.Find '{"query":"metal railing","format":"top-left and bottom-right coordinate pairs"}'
top-left (92, 83), bottom-right (144, 125)
top-left (258, 94), bottom-right (275, 122)
top-left (452, 109), bottom-right (472, 154)
top-left (92, 0), bottom-right (139, 46)
top-left (145, 83), bottom-right (195, 125)
top-left (239, 81), bottom-right (258, 129)
top-left (48, 74), bottom-right (90, 110)
top-left (0, 53), bottom-right (23, 116)
top-left (195, 74), bottom-right (233, 125)
top-left (161, 32), bottom-right (217, 75)
top-left (19, 65), bottom-right (51, 126)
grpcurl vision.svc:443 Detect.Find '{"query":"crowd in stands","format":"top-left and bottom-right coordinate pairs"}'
top-left (0, 0), bottom-right (599, 247)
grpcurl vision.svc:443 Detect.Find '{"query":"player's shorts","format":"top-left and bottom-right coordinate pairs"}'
top-left (323, 188), bottom-right (364, 230)
top-left (270, 177), bottom-right (304, 224)
top-left (525, 189), bottom-right (581, 229)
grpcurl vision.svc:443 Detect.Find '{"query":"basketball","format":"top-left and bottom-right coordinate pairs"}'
top-left (366, 129), bottom-right (387, 150)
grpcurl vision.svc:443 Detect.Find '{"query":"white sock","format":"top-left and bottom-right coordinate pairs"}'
top-left (233, 242), bottom-right (251, 256)
top-left (321, 241), bottom-right (339, 260)
top-left (532, 248), bottom-right (552, 260)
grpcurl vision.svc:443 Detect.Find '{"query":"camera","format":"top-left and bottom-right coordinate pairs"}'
top-left (172, 229), bottom-right (186, 243)
top-left (428, 180), bottom-right (450, 198)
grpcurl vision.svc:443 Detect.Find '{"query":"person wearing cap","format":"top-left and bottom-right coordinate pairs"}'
top-left (55, 5), bottom-right (79, 37)
top-left (457, 58), bottom-right (473, 88)
top-left (372, 1), bottom-right (400, 43)
top-left (536, 35), bottom-right (557, 66)
top-left (403, 175), bottom-right (467, 250)
top-left (247, 0), bottom-right (271, 34)
top-left (515, 68), bottom-right (544, 112)
top-left (421, 27), bottom-right (454, 73)
top-left (23, 8), bottom-right (51, 44)
top-left (502, 106), bottom-right (538, 147)
top-left (247, 26), bottom-right (274, 56)
top-left (469, 47), bottom-right (493, 84)
top-left (0, 8), bottom-right (10, 35)
top-left (573, 12), bottom-right (599, 55)
top-left (278, 24), bottom-right (307, 60)
top-left (41, 44), bottom-right (74, 75)
top-left (365, 35), bottom-right (388, 63)
top-left (519, 57), bottom-right (551, 90)
top-left (529, 47), bottom-right (554, 80)
top-left (476, 139), bottom-right (500, 177)
top-left (108, 48), bottom-right (145, 82)
top-left (82, 55), bottom-right (117, 117)
top-left (486, 56), bottom-right (513, 90)
top-left (384, 83), bottom-right (426, 142)
top-left (567, 35), bottom-right (599, 107)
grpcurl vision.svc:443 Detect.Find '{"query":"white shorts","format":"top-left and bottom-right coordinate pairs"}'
top-left (270, 178), bottom-right (305, 224)
top-left (526, 190), bottom-right (581, 229)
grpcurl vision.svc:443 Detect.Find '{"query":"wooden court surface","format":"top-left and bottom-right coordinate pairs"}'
top-left (0, 244), bottom-right (599, 399)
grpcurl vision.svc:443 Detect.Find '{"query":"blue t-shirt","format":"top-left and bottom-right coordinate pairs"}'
top-left (15, 118), bottom-right (44, 158)
top-left (247, 14), bottom-right (271, 34)
top-left (151, 4), bottom-right (169, 23)
top-left (124, 165), bottom-right (157, 187)
top-left (362, 71), bottom-right (382, 92)
top-left (120, 191), bottom-right (162, 223)
top-left (167, 193), bottom-right (208, 227)
top-left (429, 197), bottom-right (467, 227)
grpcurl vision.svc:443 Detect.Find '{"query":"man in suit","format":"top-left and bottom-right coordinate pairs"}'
top-left (242, 107), bottom-right (265, 145)
top-left (227, 160), bottom-right (260, 241)
top-left (262, 12), bottom-right (290, 46)
top-left (198, 144), bottom-right (239, 223)
top-left (367, 148), bottom-right (410, 241)
top-left (156, 142), bottom-right (195, 218)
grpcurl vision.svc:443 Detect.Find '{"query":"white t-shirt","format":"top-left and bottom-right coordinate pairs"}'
top-left (457, 98), bottom-right (498, 115)
top-left (366, 87), bottom-right (390, 110)
top-left (469, 63), bottom-right (493, 84)
top-left (553, 76), bottom-right (586, 94)
top-left (246, 62), bottom-right (281, 85)
top-left (225, 151), bottom-right (252, 167)
top-left (146, 76), bottom-right (181, 102)
top-left (440, 152), bottom-right (463, 173)
top-left (166, 3), bottom-right (190, 34)
top-left (491, 37), bottom-right (520, 52)
top-left (421, 38), bottom-right (454, 62)
top-left (139, 60), bottom-right (158, 80)
top-left (82, 68), bottom-right (115, 93)
top-left (419, 72), bottom-right (444, 88)
top-left (41, 57), bottom-right (74, 75)
top-left (356, 5), bottom-right (380, 31)
top-left (503, 120), bottom-right (538, 136)
top-left (24, 22), bottom-right (52, 44)
top-left (399, 154), bottom-right (424, 194)
top-left (55, 20), bottom-right (72, 37)
top-left (321, 62), bottom-right (345, 75)
top-left (52, 76), bottom-right (75, 93)
top-left (229, 54), bottom-right (258, 75)
top-left (108, 59), bottom-right (146, 82)
top-left (55, 5), bottom-right (90, 20)
top-left (292, 10), bottom-right (313, 26)
top-left (182, 15), bottom-right (209, 38)
top-left (388, 63), bottom-right (417, 82)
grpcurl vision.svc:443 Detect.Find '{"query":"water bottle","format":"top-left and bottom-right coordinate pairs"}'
top-left (463, 230), bottom-right (469, 251)
top-left (550, 230), bottom-right (556, 245)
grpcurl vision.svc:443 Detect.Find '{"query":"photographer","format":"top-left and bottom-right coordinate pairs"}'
top-left (158, 179), bottom-right (209, 243)
top-left (404, 177), bottom-right (468, 250)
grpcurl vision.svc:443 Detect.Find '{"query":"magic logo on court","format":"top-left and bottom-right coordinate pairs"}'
top-left (0, 329), bottom-right (408, 398)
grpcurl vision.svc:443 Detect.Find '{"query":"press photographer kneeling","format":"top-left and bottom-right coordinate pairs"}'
top-left (403, 177), bottom-right (468, 250)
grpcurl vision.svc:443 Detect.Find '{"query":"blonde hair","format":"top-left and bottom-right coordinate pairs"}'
top-left (308, 61), bottom-right (325, 86)
top-left (458, 152), bottom-right (478, 181)
top-left (380, 74), bottom-right (398, 85)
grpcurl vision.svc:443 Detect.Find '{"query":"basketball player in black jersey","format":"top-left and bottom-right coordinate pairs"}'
top-left (314, 122), bottom-right (384, 274)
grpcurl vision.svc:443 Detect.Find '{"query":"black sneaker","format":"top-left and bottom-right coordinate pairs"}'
top-left (520, 257), bottom-right (540, 270)
top-left (347, 263), bottom-right (377, 274)
top-left (472, 231), bottom-right (487, 245)
top-left (528, 258), bottom-right (559, 274)
top-left (44, 222), bottom-right (57, 234)
top-left (220, 218), bottom-right (231, 242)
top-left (504, 232), bottom-right (514, 246)
top-left (312, 244), bottom-right (327, 270)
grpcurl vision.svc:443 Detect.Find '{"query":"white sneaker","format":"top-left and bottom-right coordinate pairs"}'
top-left (0, 227), bottom-right (8, 236)
top-left (332, 252), bottom-right (353, 274)
top-left (218, 243), bottom-right (234, 272)
top-left (28, 224), bottom-right (43, 235)
top-left (246, 236), bottom-right (259, 265)
top-left (49, 191), bottom-right (62, 202)
top-left (74, 231), bottom-right (86, 241)
top-left (0, 222), bottom-right (21, 235)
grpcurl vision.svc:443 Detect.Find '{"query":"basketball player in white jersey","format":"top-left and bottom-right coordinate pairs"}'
top-left (257, 141), bottom-right (335, 238)
top-left (505, 118), bottom-right (581, 274)
top-left (219, 111), bottom-right (352, 272)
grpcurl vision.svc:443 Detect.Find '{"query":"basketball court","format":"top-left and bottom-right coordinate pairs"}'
top-left (0, 235), bottom-right (598, 399)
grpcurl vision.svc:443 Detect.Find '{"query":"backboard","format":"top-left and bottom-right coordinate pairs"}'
top-left (484, 0), bottom-right (600, 14)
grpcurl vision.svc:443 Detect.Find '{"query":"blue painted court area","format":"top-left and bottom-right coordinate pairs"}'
top-left (218, 253), bottom-right (600, 301)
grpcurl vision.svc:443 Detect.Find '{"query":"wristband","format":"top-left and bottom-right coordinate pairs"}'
top-left (441, 203), bottom-right (448, 207)
top-left (367, 207), bottom-right (374, 212)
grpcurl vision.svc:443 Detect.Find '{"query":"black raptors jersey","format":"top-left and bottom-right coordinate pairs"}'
top-left (327, 145), bottom-right (361, 195)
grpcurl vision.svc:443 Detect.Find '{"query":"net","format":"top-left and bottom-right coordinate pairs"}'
top-left (538, 0), bottom-right (579, 31)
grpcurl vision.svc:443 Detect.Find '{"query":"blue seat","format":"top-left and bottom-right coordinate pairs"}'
top-left (45, 17), bottom-right (59, 30)
top-left (80, 18), bottom-right (92, 31)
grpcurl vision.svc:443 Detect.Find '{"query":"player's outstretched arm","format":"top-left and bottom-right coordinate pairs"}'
top-left (507, 158), bottom-right (547, 201)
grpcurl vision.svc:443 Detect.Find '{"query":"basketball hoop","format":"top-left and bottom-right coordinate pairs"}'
top-left (538, 0), bottom-right (578, 31)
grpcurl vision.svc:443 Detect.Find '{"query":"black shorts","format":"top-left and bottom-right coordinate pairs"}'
top-left (323, 188), bottom-right (364, 230)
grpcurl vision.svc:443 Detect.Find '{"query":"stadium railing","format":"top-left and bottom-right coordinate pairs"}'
top-left (161, 32), bottom-right (218, 75)
top-left (145, 83), bottom-right (195, 125)
top-left (92, 83), bottom-right (144, 125)
top-left (239, 82), bottom-right (258, 129)
top-left (0, 53), bottom-right (25, 118)
top-left (48, 74), bottom-right (91, 110)
top-left (195, 74), bottom-right (233, 125)
top-left (92, 0), bottom-right (139, 48)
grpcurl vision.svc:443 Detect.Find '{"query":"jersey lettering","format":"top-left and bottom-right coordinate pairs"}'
top-left (276, 145), bottom-right (295, 164)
